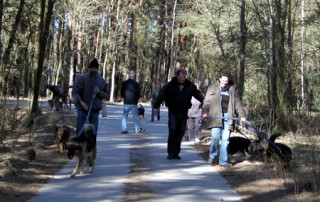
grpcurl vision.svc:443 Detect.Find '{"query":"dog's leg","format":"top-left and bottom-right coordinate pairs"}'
top-left (90, 148), bottom-right (97, 174)
top-left (71, 156), bottom-right (84, 178)
top-left (59, 143), bottom-right (64, 153)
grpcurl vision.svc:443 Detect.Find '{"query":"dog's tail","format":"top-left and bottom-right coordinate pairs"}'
top-left (269, 133), bottom-right (282, 143)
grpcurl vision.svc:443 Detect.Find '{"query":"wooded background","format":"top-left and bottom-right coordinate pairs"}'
top-left (0, 0), bottom-right (319, 131)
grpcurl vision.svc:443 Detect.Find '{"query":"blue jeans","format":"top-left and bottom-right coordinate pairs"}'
top-left (76, 110), bottom-right (100, 136)
top-left (121, 104), bottom-right (141, 133)
top-left (167, 111), bottom-right (187, 155)
top-left (209, 113), bottom-right (230, 166)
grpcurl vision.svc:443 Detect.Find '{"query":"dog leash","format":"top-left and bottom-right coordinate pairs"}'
top-left (77, 92), bottom-right (97, 136)
top-left (198, 116), bottom-right (241, 124)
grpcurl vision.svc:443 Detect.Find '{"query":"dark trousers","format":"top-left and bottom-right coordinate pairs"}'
top-left (151, 106), bottom-right (160, 121)
top-left (167, 111), bottom-right (187, 156)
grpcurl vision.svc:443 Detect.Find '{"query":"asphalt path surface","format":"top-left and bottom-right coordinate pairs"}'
top-left (29, 104), bottom-right (243, 202)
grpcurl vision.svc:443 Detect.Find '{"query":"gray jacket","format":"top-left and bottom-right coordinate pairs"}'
top-left (72, 72), bottom-right (110, 112)
top-left (202, 80), bottom-right (246, 130)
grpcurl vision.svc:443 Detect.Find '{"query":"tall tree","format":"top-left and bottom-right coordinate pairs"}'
top-left (238, 0), bottom-right (247, 99)
top-left (31, 0), bottom-right (55, 115)
top-left (1, 0), bottom-right (25, 95)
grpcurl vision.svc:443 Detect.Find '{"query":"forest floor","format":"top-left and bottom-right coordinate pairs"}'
top-left (0, 105), bottom-right (319, 202)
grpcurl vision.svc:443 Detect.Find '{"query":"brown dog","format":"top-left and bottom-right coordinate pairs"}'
top-left (66, 124), bottom-right (97, 178)
top-left (55, 125), bottom-right (70, 153)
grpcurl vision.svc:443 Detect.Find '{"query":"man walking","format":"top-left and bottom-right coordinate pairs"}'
top-left (153, 68), bottom-right (204, 160)
top-left (72, 58), bottom-right (110, 136)
top-left (120, 70), bottom-right (145, 134)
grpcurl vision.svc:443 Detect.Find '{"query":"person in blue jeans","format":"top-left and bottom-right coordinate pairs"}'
top-left (72, 58), bottom-right (110, 136)
top-left (202, 72), bottom-right (246, 167)
top-left (120, 70), bottom-right (145, 134)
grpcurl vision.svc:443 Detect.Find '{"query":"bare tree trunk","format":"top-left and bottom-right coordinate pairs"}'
top-left (128, 2), bottom-right (137, 71)
top-left (155, 0), bottom-right (166, 82)
top-left (238, 0), bottom-right (246, 100)
top-left (0, 0), bottom-right (3, 63)
top-left (110, 0), bottom-right (121, 102)
top-left (31, 0), bottom-right (55, 115)
top-left (167, 0), bottom-right (177, 79)
top-left (269, 0), bottom-right (276, 120)
top-left (301, 0), bottom-right (306, 108)
top-left (1, 0), bottom-right (25, 96)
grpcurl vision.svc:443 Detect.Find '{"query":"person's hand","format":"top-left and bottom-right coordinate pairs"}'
top-left (79, 100), bottom-right (88, 111)
top-left (202, 113), bottom-right (208, 119)
top-left (93, 86), bottom-right (100, 95)
top-left (240, 117), bottom-right (246, 125)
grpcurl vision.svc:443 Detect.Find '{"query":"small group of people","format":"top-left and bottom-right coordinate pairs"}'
top-left (152, 68), bottom-right (246, 166)
top-left (71, 58), bottom-right (246, 167)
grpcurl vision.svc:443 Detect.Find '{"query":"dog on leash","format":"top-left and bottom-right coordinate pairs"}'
top-left (66, 124), bottom-right (97, 178)
top-left (228, 136), bottom-right (264, 161)
top-left (265, 133), bottom-right (292, 170)
top-left (55, 125), bottom-right (70, 153)
top-left (138, 104), bottom-right (145, 121)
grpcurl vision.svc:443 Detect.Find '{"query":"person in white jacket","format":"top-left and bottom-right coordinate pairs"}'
top-left (187, 84), bottom-right (203, 144)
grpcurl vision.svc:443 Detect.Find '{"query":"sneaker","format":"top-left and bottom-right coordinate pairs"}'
top-left (121, 131), bottom-right (129, 134)
top-left (137, 128), bottom-right (145, 133)
top-left (220, 164), bottom-right (231, 168)
top-left (207, 158), bottom-right (216, 165)
top-left (195, 138), bottom-right (201, 143)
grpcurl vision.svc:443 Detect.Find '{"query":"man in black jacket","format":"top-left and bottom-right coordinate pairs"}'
top-left (153, 68), bottom-right (204, 160)
top-left (120, 70), bottom-right (145, 134)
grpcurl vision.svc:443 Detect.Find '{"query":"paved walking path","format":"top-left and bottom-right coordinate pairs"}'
top-left (30, 104), bottom-right (243, 202)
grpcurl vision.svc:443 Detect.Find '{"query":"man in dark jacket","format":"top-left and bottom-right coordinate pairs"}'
top-left (72, 58), bottom-right (110, 136)
top-left (153, 68), bottom-right (204, 160)
top-left (120, 70), bottom-right (145, 134)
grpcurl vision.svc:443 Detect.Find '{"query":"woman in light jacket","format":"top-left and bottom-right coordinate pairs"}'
top-left (202, 72), bottom-right (246, 167)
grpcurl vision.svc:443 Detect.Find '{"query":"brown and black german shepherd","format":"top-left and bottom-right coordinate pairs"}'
top-left (55, 124), bottom-right (70, 153)
top-left (66, 124), bottom-right (97, 178)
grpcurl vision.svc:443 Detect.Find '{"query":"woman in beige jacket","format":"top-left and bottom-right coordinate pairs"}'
top-left (202, 72), bottom-right (246, 167)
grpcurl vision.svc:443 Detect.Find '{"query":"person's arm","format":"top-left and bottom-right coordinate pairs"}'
top-left (72, 77), bottom-right (84, 108)
top-left (202, 84), bottom-right (214, 117)
top-left (96, 82), bottom-right (110, 100)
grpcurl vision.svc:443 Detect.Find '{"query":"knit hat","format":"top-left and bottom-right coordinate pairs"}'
top-left (89, 58), bottom-right (99, 68)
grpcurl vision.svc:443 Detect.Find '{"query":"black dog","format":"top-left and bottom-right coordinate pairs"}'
top-left (66, 124), bottom-right (97, 178)
top-left (228, 136), bottom-right (263, 160)
top-left (228, 136), bottom-right (252, 156)
top-left (55, 124), bottom-right (70, 153)
top-left (138, 104), bottom-right (145, 121)
top-left (266, 133), bottom-right (292, 169)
